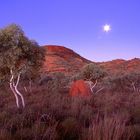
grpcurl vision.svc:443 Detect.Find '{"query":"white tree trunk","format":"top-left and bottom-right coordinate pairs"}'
top-left (15, 87), bottom-right (25, 108)
top-left (10, 82), bottom-right (20, 108)
top-left (10, 69), bottom-right (25, 108)
top-left (85, 80), bottom-right (98, 93)
top-left (14, 73), bottom-right (25, 108)
top-left (91, 80), bottom-right (98, 92)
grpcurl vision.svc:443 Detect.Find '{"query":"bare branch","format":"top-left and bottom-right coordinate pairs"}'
top-left (15, 72), bottom-right (21, 87)
top-left (10, 69), bottom-right (15, 87)
top-left (10, 69), bottom-right (13, 75)
top-left (95, 87), bottom-right (104, 94)
top-left (131, 82), bottom-right (136, 92)
top-left (91, 80), bottom-right (98, 92)
top-left (10, 72), bottom-right (14, 83)
top-left (24, 86), bottom-right (28, 93)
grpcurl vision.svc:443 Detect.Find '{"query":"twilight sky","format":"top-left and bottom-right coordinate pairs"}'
top-left (0, 0), bottom-right (140, 62)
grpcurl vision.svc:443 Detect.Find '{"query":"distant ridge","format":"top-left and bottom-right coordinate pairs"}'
top-left (41, 45), bottom-right (140, 75)
top-left (99, 58), bottom-right (140, 74)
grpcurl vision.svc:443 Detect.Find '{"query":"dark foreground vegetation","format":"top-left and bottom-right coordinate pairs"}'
top-left (0, 24), bottom-right (140, 140)
top-left (0, 72), bottom-right (140, 140)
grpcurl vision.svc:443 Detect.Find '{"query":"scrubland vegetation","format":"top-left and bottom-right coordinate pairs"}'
top-left (0, 72), bottom-right (140, 140)
top-left (0, 24), bottom-right (140, 140)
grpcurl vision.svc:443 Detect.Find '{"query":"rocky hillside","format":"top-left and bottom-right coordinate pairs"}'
top-left (99, 58), bottom-right (140, 74)
top-left (41, 45), bottom-right (140, 75)
top-left (41, 45), bottom-right (91, 74)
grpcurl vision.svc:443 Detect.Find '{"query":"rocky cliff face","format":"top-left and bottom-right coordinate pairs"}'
top-left (41, 45), bottom-right (91, 75)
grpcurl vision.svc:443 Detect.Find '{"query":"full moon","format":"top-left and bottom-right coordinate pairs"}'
top-left (103, 24), bottom-right (111, 32)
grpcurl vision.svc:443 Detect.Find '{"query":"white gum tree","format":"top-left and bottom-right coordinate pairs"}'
top-left (0, 24), bottom-right (44, 108)
top-left (10, 69), bottom-right (25, 108)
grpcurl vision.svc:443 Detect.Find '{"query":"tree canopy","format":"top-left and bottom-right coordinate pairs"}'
top-left (0, 24), bottom-right (45, 82)
top-left (80, 63), bottom-right (106, 81)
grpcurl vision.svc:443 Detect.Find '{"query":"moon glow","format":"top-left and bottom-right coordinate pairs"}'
top-left (103, 24), bottom-right (111, 32)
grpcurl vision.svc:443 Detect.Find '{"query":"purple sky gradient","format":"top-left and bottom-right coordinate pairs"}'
top-left (0, 0), bottom-right (140, 61)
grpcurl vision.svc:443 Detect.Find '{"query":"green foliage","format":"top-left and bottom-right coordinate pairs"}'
top-left (80, 63), bottom-right (106, 81)
top-left (0, 24), bottom-right (45, 81)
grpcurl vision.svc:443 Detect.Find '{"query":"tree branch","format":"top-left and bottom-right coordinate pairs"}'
top-left (131, 82), bottom-right (136, 92)
top-left (15, 72), bottom-right (21, 87)
top-left (91, 80), bottom-right (98, 92)
top-left (95, 87), bottom-right (104, 94)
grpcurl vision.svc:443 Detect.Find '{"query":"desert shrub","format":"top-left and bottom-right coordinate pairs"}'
top-left (0, 129), bottom-right (11, 140)
top-left (133, 125), bottom-right (140, 140)
top-left (40, 123), bottom-right (58, 140)
top-left (31, 121), bottom-right (58, 140)
top-left (79, 104), bottom-right (94, 127)
top-left (130, 105), bottom-right (140, 124)
top-left (103, 74), bottom-right (126, 92)
top-left (58, 117), bottom-right (81, 140)
top-left (13, 128), bottom-right (33, 140)
top-left (88, 114), bottom-right (135, 140)
top-left (92, 91), bottom-right (135, 116)
top-left (70, 96), bottom-right (91, 118)
top-left (104, 71), bottom-right (140, 92)
top-left (45, 72), bottom-right (70, 94)
top-left (0, 111), bottom-right (12, 125)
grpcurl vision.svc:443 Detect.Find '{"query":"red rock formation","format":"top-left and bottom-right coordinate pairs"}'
top-left (99, 58), bottom-right (140, 74)
top-left (69, 80), bottom-right (92, 97)
top-left (40, 45), bottom-right (140, 75)
top-left (41, 45), bottom-right (91, 75)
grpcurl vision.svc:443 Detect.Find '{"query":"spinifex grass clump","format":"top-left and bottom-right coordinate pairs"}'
top-left (88, 114), bottom-right (134, 140)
